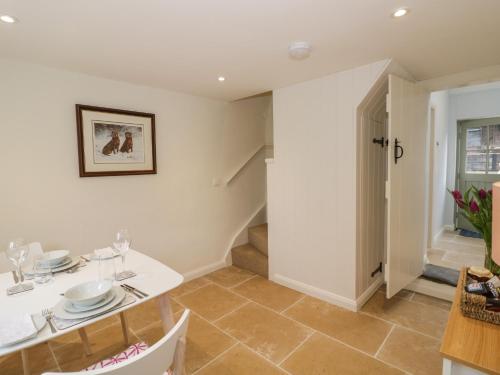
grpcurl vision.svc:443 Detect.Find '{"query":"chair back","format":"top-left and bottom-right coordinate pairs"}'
top-left (43, 309), bottom-right (190, 375)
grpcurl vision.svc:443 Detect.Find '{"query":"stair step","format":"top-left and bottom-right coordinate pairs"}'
top-left (231, 244), bottom-right (268, 278)
top-left (248, 223), bottom-right (268, 256)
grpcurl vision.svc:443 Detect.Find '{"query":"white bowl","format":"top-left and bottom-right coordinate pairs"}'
top-left (37, 250), bottom-right (70, 267)
top-left (65, 280), bottom-right (113, 307)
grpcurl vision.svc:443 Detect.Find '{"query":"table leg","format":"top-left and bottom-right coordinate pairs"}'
top-left (172, 336), bottom-right (187, 375)
top-left (78, 328), bottom-right (92, 356)
top-left (156, 292), bottom-right (175, 333)
top-left (119, 312), bottom-right (130, 346)
top-left (21, 349), bottom-right (30, 375)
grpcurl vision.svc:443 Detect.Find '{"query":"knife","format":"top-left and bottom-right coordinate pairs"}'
top-left (123, 284), bottom-right (149, 297)
top-left (120, 285), bottom-right (143, 299)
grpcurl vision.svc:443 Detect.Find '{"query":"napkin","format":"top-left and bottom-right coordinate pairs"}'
top-left (94, 247), bottom-right (116, 259)
top-left (0, 314), bottom-right (37, 346)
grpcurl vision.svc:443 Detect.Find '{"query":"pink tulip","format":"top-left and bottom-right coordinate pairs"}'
top-left (452, 190), bottom-right (462, 201)
top-left (479, 189), bottom-right (487, 200)
top-left (470, 200), bottom-right (480, 213)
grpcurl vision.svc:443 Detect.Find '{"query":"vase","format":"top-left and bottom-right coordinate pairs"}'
top-left (485, 245), bottom-right (500, 275)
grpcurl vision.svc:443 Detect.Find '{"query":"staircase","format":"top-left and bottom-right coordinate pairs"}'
top-left (231, 223), bottom-right (268, 278)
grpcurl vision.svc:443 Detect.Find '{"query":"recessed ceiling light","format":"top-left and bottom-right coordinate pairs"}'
top-left (0, 15), bottom-right (18, 24)
top-left (288, 41), bottom-right (312, 60)
top-left (392, 8), bottom-right (409, 18)
top-left (218, 76), bottom-right (225, 82)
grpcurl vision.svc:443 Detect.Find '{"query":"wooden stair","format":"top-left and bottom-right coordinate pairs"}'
top-left (231, 224), bottom-right (268, 278)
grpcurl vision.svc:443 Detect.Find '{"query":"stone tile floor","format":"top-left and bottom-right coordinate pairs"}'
top-left (0, 266), bottom-right (451, 374)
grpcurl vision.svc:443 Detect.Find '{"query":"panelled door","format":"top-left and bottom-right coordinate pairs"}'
top-left (386, 74), bottom-right (430, 299)
top-left (457, 118), bottom-right (500, 232)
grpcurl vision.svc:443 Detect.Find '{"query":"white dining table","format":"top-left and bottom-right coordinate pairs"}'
top-left (0, 249), bottom-right (183, 375)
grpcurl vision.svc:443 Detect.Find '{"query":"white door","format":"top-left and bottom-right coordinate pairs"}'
top-left (386, 74), bottom-right (430, 298)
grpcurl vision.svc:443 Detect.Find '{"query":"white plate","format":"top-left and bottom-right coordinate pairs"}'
top-left (64, 290), bottom-right (115, 313)
top-left (54, 286), bottom-right (126, 320)
top-left (0, 315), bottom-right (46, 347)
top-left (24, 258), bottom-right (80, 276)
top-left (37, 256), bottom-right (72, 269)
top-left (37, 250), bottom-right (70, 267)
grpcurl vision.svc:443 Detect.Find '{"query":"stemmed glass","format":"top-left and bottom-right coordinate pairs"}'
top-left (113, 229), bottom-right (132, 279)
top-left (6, 239), bottom-right (30, 291)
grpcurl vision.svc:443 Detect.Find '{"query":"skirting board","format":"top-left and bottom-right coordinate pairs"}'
top-left (271, 273), bottom-right (358, 312)
top-left (355, 275), bottom-right (384, 310)
top-left (405, 278), bottom-right (455, 302)
top-left (182, 260), bottom-right (226, 283)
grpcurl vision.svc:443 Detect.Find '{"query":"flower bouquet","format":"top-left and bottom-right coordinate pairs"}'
top-left (450, 187), bottom-right (500, 275)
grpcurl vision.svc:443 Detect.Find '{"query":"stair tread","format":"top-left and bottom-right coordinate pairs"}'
top-left (248, 223), bottom-right (268, 238)
top-left (231, 244), bottom-right (268, 278)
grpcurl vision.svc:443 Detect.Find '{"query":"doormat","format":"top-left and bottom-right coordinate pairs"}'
top-left (458, 229), bottom-right (483, 239)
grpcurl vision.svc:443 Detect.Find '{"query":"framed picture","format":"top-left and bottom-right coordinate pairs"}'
top-left (76, 104), bottom-right (156, 177)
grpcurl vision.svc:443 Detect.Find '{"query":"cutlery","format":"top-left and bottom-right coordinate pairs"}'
top-left (42, 309), bottom-right (57, 333)
top-left (120, 284), bottom-right (143, 299)
top-left (11, 270), bottom-right (18, 283)
top-left (123, 284), bottom-right (149, 297)
top-left (80, 255), bottom-right (90, 262)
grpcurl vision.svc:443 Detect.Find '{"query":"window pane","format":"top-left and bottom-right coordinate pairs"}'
top-left (466, 152), bottom-right (486, 173)
top-left (466, 126), bottom-right (487, 151)
top-left (488, 153), bottom-right (500, 173)
top-left (489, 124), bottom-right (500, 150)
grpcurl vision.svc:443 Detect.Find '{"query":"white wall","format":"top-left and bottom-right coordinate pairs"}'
top-left (0, 59), bottom-right (269, 276)
top-left (429, 91), bottom-right (450, 242)
top-left (443, 87), bottom-right (500, 227)
top-left (268, 60), bottom-right (389, 308)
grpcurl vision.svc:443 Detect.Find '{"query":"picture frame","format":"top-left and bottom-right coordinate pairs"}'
top-left (75, 104), bottom-right (157, 177)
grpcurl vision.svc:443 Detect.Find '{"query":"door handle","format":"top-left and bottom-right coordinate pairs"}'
top-left (394, 138), bottom-right (404, 164)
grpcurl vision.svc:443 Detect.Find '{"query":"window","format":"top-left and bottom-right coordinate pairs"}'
top-left (464, 123), bottom-right (500, 175)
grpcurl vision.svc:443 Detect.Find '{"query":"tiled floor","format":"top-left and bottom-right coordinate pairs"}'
top-left (427, 229), bottom-right (485, 270)
top-left (0, 266), bottom-right (451, 375)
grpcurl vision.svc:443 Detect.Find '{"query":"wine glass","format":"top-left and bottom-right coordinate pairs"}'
top-left (113, 229), bottom-right (131, 276)
top-left (6, 239), bottom-right (30, 287)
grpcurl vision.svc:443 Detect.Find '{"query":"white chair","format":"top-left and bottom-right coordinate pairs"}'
top-left (42, 309), bottom-right (190, 375)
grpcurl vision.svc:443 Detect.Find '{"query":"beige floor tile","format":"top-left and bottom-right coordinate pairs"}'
top-left (178, 284), bottom-right (247, 322)
top-left (412, 293), bottom-right (452, 311)
top-left (196, 344), bottom-right (286, 375)
top-left (215, 302), bottom-right (311, 364)
top-left (282, 333), bottom-right (403, 375)
top-left (362, 292), bottom-right (449, 338)
top-left (377, 326), bottom-right (442, 375)
top-left (0, 343), bottom-right (57, 375)
top-left (284, 296), bottom-right (392, 355)
top-left (53, 323), bottom-right (140, 371)
top-left (169, 277), bottom-right (212, 298)
top-left (205, 266), bottom-right (255, 288)
top-left (125, 297), bottom-right (182, 331)
top-left (232, 276), bottom-right (303, 312)
top-left (378, 285), bottom-right (414, 300)
top-left (136, 312), bottom-right (235, 374)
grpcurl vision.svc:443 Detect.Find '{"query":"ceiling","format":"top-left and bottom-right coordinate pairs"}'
top-left (1, 0), bottom-right (500, 101)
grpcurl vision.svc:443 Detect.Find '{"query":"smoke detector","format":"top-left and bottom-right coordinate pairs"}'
top-left (288, 41), bottom-right (311, 60)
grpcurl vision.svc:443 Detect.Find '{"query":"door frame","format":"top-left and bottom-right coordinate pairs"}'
top-left (427, 107), bottom-right (436, 248)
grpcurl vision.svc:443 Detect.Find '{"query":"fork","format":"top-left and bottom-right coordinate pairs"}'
top-left (42, 309), bottom-right (57, 333)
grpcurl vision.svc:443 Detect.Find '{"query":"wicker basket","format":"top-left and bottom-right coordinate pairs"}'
top-left (460, 267), bottom-right (500, 325)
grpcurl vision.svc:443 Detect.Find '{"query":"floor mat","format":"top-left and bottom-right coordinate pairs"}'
top-left (459, 229), bottom-right (483, 239)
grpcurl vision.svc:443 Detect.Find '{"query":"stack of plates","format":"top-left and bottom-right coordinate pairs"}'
top-left (35, 250), bottom-right (79, 273)
top-left (54, 281), bottom-right (126, 320)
